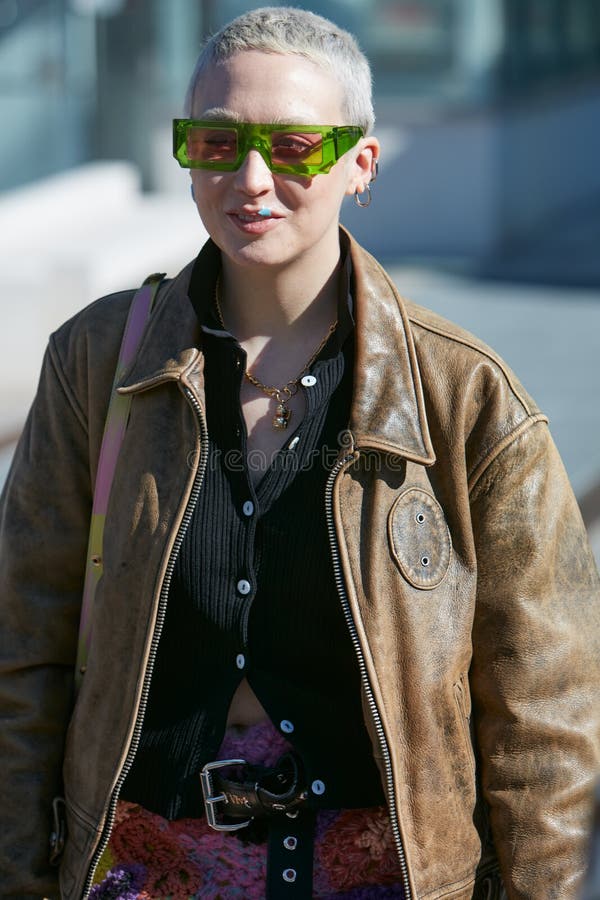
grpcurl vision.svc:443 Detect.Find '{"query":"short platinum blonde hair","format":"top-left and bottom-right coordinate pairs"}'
top-left (184, 6), bottom-right (375, 134)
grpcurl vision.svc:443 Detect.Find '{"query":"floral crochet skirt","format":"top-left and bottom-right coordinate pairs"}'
top-left (91, 720), bottom-right (406, 899)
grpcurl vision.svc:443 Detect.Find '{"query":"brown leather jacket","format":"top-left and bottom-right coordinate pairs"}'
top-left (1, 231), bottom-right (599, 899)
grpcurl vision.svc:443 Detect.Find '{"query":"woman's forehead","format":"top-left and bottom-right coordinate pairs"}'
top-left (191, 51), bottom-right (345, 125)
top-left (196, 107), bottom-right (328, 126)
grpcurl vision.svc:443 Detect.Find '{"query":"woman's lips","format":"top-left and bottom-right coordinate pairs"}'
top-left (227, 211), bottom-right (282, 234)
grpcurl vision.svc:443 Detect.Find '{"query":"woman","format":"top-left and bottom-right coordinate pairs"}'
top-left (1, 7), bottom-right (599, 900)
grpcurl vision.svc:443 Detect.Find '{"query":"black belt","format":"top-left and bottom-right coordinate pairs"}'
top-left (200, 753), bottom-right (316, 898)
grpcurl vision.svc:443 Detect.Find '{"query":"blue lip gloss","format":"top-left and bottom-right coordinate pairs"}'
top-left (258, 208), bottom-right (272, 217)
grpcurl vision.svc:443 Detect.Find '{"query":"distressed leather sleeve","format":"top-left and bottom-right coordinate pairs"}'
top-left (469, 419), bottom-right (600, 899)
top-left (0, 339), bottom-right (92, 898)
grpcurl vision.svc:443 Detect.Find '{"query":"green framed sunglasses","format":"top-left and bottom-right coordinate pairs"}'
top-left (172, 119), bottom-right (364, 176)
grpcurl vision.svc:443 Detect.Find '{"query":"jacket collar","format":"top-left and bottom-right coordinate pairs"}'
top-left (120, 231), bottom-right (435, 466)
top-left (119, 240), bottom-right (219, 392)
top-left (344, 228), bottom-right (435, 464)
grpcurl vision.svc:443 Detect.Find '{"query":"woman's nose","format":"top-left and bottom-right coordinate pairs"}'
top-left (233, 148), bottom-right (273, 195)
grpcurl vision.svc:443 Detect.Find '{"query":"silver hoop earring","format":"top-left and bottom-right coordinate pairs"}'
top-left (371, 158), bottom-right (379, 183)
top-left (354, 184), bottom-right (371, 208)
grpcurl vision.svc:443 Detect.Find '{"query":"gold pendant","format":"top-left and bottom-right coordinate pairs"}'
top-left (273, 403), bottom-right (291, 430)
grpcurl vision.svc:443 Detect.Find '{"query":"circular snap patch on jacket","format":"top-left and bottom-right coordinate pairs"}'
top-left (387, 488), bottom-right (452, 589)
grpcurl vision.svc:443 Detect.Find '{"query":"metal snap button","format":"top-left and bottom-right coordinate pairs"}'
top-left (415, 512), bottom-right (426, 524)
top-left (237, 579), bottom-right (251, 595)
top-left (283, 836), bottom-right (298, 851)
top-left (300, 374), bottom-right (317, 387)
top-left (282, 868), bottom-right (297, 882)
top-left (421, 556), bottom-right (430, 567)
top-left (311, 779), bottom-right (326, 795)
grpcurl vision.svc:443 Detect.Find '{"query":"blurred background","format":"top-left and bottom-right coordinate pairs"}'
top-left (0, 0), bottom-right (599, 560)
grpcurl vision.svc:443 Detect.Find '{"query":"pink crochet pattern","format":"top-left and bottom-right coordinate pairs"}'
top-left (91, 721), bottom-right (405, 899)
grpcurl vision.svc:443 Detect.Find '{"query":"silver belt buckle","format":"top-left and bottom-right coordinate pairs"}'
top-left (200, 758), bottom-right (253, 832)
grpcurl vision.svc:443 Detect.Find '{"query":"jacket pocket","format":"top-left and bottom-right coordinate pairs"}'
top-left (387, 487), bottom-right (452, 589)
top-left (453, 673), bottom-right (476, 775)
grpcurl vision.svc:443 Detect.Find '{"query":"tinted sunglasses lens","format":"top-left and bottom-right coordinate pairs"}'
top-left (270, 130), bottom-right (324, 168)
top-left (186, 125), bottom-right (238, 164)
top-left (175, 123), bottom-right (338, 172)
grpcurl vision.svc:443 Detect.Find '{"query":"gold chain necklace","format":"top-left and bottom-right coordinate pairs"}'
top-left (215, 276), bottom-right (337, 430)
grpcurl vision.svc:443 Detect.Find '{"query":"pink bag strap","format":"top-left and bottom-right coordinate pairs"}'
top-left (75, 273), bottom-right (164, 691)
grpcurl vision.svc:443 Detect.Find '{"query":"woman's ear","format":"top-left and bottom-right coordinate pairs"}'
top-left (346, 135), bottom-right (380, 196)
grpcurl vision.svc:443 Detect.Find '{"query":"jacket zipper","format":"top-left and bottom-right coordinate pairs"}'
top-left (325, 452), bottom-right (413, 899)
top-left (80, 385), bottom-right (208, 898)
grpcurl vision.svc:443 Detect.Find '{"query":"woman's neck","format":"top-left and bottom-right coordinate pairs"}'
top-left (219, 252), bottom-right (341, 344)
